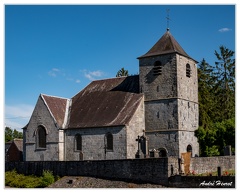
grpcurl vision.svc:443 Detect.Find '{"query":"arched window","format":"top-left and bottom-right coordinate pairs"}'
top-left (186, 63), bottom-right (191, 78)
top-left (75, 134), bottom-right (82, 151)
top-left (158, 148), bottom-right (167, 157)
top-left (105, 133), bottom-right (113, 151)
top-left (187, 144), bottom-right (192, 153)
top-left (37, 126), bottom-right (46, 148)
top-left (153, 61), bottom-right (162, 76)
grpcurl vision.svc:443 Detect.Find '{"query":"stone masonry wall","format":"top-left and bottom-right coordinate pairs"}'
top-left (176, 54), bottom-right (198, 102)
top-left (178, 130), bottom-right (199, 157)
top-left (146, 131), bottom-right (179, 157)
top-left (5, 157), bottom-right (179, 185)
top-left (65, 126), bottom-right (127, 161)
top-left (126, 97), bottom-right (145, 158)
top-left (139, 54), bottom-right (177, 101)
top-left (24, 96), bottom-right (60, 161)
top-left (190, 156), bottom-right (235, 174)
top-left (5, 156), bottom-right (234, 185)
top-left (144, 99), bottom-right (178, 131)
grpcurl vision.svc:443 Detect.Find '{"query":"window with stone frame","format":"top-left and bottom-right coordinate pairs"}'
top-left (105, 132), bottom-right (113, 151)
top-left (37, 126), bottom-right (46, 148)
top-left (153, 61), bottom-right (162, 76)
top-left (186, 63), bottom-right (191, 78)
top-left (75, 134), bottom-right (82, 151)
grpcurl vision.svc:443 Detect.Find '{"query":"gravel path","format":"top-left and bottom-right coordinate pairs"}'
top-left (47, 176), bottom-right (167, 188)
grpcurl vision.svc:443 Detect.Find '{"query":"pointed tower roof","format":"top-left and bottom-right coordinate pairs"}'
top-left (138, 29), bottom-right (197, 62)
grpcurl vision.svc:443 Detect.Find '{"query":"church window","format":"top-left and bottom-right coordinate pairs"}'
top-left (157, 85), bottom-right (159, 92)
top-left (105, 133), bottom-right (113, 151)
top-left (153, 61), bottom-right (162, 76)
top-left (158, 148), bottom-right (167, 157)
top-left (187, 144), bottom-right (192, 152)
top-left (186, 63), bottom-right (191, 78)
top-left (187, 144), bottom-right (192, 157)
top-left (75, 134), bottom-right (82, 151)
top-left (37, 125), bottom-right (46, 148)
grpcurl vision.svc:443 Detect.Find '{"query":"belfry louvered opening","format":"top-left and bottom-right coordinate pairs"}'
top-left (186, 63), bottom-right (191, 78)
top-left (153, 61), bottom-right (162, 76)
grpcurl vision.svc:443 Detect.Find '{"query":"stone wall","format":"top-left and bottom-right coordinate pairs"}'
top-left (190, 156), bottom-right (235, 174)
top-left (146, 131), bottom-right (179, 157)
top-left (139, 54), bottom-right (177, 101)
top-left (5, 156), bottom-right (234, 186)
top-left (5, 157), bottom-right (179, 185)
top-left (65, 126), bottom-right (127, 161)
top-left (24, 96), bottom-right (60, 161)
top-left (144, 99), bottom-right (178, 131)
top-left (176, 55), bottom-right (198, 102)
top-left (126, 97), bottom-right (145, 158)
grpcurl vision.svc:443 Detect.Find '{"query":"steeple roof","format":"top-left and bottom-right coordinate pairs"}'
top-left (138, 29), bottom-right (197, 62)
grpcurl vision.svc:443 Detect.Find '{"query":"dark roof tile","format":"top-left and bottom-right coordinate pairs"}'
top-left (68, 75), bottom-right (143, 128)
top-left (42, 95), bottom-right (68, 128)
top-left (138, 30), bottom-right (197, 62)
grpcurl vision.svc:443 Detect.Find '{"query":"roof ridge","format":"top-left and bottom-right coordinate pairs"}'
top-left (41, 93), bottom-right (69, 100)
top-left (91, 75), bottom-right (138, 83)
top-left (71, 75), bottom-right (139, 99)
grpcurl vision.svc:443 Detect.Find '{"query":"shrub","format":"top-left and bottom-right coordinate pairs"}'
top-left (40, 170), bottom-right (55, 187)
top-left (5, 170), bottom-right (56, 188)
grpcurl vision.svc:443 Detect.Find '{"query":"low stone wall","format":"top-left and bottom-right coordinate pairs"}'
top-left (5, 156), bottom-right (235, 186)
top-left (5, 157), bottom-right (179, 185)
top-left (190, 156), bottom-right (235, 174)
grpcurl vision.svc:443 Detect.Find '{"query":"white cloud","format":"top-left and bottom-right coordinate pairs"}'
top-left (5, 104), bottom-right (34, 130)
top-left (48, 68), bottom-right (60, 77)
top-left (75, 79), bottom-right (81, 83)
top-left (48, 68), bottom-right (67, 77)
top-left (218, 28), bottom-right (232, 32)
top-left (82, 70), bottom-right (105, 81)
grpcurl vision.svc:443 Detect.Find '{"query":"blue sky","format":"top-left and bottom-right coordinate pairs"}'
top-left (4, 4), bottom-right (235, 131)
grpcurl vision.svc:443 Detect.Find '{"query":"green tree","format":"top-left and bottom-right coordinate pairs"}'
top-left (198, 58), bottom-right (215, 129)
top-left (195, 118), bottom-right (235, 156)
top-left (5, 127), bottom-right (23, 142)
top-left (116, 67), bottom-right (129, 77)
top-left (213, 45), bottom-right (235, 121)
top-left (13, 129), bottom-right (23, 139)
top-left (5, 127), bottom-right (13, 142)
top-left (195, 46), bottom-right (235, 157)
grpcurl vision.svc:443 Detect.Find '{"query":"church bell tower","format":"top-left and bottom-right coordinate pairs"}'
top-left (138, 28), bottom-right (199, 157)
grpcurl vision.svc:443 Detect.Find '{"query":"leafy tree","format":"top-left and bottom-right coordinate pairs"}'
top-left (5, 127), bottom-right (23, 142)
top-left (195, 46), bottom-right (235, 157)
top-left (195, 118), bottom-right (235, 156)
top-left (116, 67), bottom-right (129, 77)
top-left (5, 127), bottom-right (13, 142)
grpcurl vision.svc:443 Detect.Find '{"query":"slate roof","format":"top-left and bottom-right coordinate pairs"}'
top-left (6, 139), bottom-right (23, 152)
top-left (138, 29), bottom-right (197, 62)
top-left (68, 75), bottom-right (143, 128)
top-left (41, 94), bottom-right (68, 128)
top-left (13, 139), bottom-right (23, 151)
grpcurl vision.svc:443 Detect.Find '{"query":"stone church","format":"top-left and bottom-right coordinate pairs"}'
top-left (23, 28), bottom-right (199, 161)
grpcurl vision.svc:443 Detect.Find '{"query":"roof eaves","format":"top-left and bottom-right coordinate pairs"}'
top-left (62, 99), bottom-right (71, 129)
